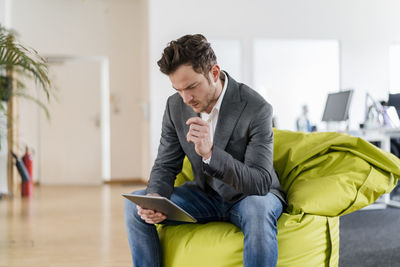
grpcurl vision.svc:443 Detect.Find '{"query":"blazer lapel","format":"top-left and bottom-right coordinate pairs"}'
top-left (213, 73), bottom-right (246, 151)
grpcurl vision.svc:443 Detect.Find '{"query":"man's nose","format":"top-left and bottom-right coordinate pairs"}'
top-left (182, 91), bottom-right (193, 103)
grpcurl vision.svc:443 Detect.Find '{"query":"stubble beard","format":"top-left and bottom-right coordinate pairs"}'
top-left (201, 83), bottom-right (218, 114)
top-left (189, 80), bottom-right (219, 114)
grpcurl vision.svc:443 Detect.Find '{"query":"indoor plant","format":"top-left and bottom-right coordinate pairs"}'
top-left (0, 24), bottom-right (52, 196)
top-left (0, 24), bottom-right (52, 145)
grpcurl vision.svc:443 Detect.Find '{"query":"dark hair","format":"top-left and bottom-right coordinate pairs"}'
top-left (157, 34), bottom-right (217, 77)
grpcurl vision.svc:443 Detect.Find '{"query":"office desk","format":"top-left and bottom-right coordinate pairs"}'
top-left (356, 128), bottom-right (400, 209)
top-left (361, 128), bottom-right (400, 152)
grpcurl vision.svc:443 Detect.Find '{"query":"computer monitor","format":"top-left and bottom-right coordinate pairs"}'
top-left (388, 93), bottom-right (400, 118)
top-left (322, 90), bottom-right (353, 122)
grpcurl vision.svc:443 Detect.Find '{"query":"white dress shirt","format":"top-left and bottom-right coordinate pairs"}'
top-left (200, 71), bottom-right (228, 163)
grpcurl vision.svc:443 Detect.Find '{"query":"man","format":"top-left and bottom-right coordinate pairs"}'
top-left (296, 104), bottom-right (312, 132)
top-left (125, 34), bottom-right (286, 267)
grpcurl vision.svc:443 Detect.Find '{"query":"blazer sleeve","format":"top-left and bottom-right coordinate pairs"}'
top-left (146, 97), bottom-right (185, 198)
top-left (204, 103), bottom-right (275, 196)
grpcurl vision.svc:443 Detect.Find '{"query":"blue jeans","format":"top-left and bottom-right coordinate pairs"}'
top-left (124, 185), bottom-right (283, 267)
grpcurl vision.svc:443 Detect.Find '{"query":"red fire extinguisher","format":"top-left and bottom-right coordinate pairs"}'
top-left (21, 146), bottom-right (33, 197)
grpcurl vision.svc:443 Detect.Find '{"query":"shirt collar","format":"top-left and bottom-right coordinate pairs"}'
top-left (200, 71), bottom-right (228, 120)
top-left (213, 71), bottom-right (228, 113)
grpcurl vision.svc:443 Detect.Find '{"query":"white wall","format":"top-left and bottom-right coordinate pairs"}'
top-left (0, 0), bottom-right (11, 27)
top-left (0, 1), bottom-right (6, 25)
top-left (390, 45), bottom-right (400, 92)
top-left (0, 0), bottom-right (11, 193)
top-left (10, 0), bottom-right (150, 182)
top-left (149, 0), bottom-right (400, 159)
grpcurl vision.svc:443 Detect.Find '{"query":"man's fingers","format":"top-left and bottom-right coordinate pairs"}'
top-left (145, 211), bottom-right (164, 218)
top-left (142, 213), bottom-right (163, 220)
top-left (137, 194), bottom-right (167, 224)
top-left (189, 124), bottom-right (201, 133)
top-left (138, 206), bottom-right (166, 223)
top-left (145, 217), bottom-right (166, 224)
top-left (137, 205), bottom-right (144, 215)
top-left (153, 213), bottom-right (166, 221)
top-left (138, 208), bottom-right (154, 215)
top-left (186, 117), bottom-right (210, 144)
top-left (187, 130), bottom-right (201, 139)
top-left (142, 212), bottom-right (167, 224)
top-left (189, 124), bottom-right (209, 134)
top-left (186, 117), bottom-right (208, 126)
top-left (187, 123), bottom-right (209, 142)
top-left (137, 205), bottom-right (157, 217)
top-left (187, 133), bottom-right (203, 143)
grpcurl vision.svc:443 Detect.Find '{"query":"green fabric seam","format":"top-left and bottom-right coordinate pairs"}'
top-left (327, 216), bottom-right (339, 267)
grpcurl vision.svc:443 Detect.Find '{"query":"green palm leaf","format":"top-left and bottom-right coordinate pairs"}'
top-left (0, 24), bottom-right (52, 111)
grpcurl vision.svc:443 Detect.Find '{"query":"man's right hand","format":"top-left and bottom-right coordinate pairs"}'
top-left (137, 193), bottom-right (167, 224)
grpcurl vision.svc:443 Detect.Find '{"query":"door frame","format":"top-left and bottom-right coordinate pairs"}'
top-left (43, 55), bottom-right (111, 182)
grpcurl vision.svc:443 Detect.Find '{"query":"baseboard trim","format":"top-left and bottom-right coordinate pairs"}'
top-left (105, 178), bottom-right (148, 185)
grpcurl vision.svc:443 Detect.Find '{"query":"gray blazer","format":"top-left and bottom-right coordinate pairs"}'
top-left (147, 72), bottom-right (286, 204)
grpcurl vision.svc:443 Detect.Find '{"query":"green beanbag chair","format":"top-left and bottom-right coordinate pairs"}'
top-left (273, 129), bottom-right (400, 216)
top-left (157, 213), bottom-right (339, 267)
top-left (157, 129), bottom-right (399, 267)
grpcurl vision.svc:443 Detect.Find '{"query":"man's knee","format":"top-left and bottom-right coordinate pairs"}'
top-left (240, 193), bottom-right (282, 221)
top-left (236, 194), bottom-right (282, 239)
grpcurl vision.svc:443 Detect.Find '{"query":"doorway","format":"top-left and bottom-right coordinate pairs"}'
top-left (39, 56), bottom-right (110, 184)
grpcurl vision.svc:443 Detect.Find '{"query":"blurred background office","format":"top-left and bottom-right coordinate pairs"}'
top-left (2, 0), bottom-right (400, 188)
top-left (1, 0), bottom-right (400, 266)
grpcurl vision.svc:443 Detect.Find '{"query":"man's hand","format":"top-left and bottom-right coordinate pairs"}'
top-left (186, 117), bottom-right (213, 159)
top-left (137, 193), bottom-right (167, 224)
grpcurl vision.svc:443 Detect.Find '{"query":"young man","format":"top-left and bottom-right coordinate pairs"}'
top-left (125, 34), bottom-right (286, 267)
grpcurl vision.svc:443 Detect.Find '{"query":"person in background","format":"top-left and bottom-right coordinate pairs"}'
top-left (296, 104), bottom-right (312, 132)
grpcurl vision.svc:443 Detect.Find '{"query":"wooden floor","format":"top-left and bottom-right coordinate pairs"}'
top-left (0, 184), bottom-right (145, 267)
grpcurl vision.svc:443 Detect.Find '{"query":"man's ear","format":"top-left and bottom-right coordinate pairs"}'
top-left (210, 64), bottom-right (220, 83)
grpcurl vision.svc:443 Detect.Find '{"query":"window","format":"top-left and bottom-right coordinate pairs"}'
top-left (209, 39), bottom-right (241, 81)
top-left (254, 39), bottom-right (340, 131)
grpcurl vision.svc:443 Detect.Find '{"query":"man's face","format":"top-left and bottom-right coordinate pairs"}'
top-left (169, 64), bottom-right (219, 114)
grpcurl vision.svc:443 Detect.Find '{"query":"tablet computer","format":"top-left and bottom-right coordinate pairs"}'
top-left (122, 194), bottom-right (197, 223)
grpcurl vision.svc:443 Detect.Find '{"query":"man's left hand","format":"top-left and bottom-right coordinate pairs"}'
top-left (186, 117), bottom-right (212, 159)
